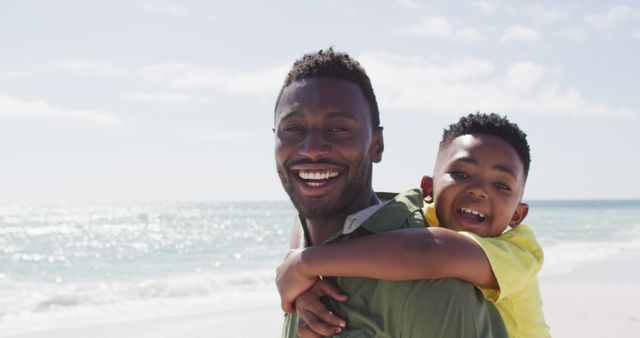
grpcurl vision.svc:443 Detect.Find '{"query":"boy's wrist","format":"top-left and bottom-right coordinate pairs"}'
top-left (298, 247), bottom-right (317, 279)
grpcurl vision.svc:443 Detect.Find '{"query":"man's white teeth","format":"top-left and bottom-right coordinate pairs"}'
top-left (298, 170), bottom-right (339, 180)
top-left (460, 207), bottom-right (485, 218)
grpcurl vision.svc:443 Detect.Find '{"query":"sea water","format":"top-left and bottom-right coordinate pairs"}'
top-left (1, 200), bottom-right (639, 335)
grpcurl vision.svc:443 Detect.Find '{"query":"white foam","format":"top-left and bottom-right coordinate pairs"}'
top-left (539, 234), bottom-right (640, 276)
top-left (0, 269), bottom-right (278, 336)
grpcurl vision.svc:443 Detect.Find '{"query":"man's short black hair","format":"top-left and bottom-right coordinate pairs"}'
top-left (440, 112), bottom-right (531, 177)
top-left (275, 48), bottom-right (380, 129)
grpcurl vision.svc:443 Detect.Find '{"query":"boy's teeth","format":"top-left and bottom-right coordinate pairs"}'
top-left (298, 170), bottom-right (339, 180)
top-left (460, 207), bottom-right (485, 218)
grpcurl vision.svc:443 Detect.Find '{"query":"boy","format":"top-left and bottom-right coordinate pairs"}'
top-left (277, 113), bottom-right (550, 338)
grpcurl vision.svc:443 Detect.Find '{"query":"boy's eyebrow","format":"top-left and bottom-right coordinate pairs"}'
top-left (492, 164), bottom-right (517, 179)
top-left (455, 157), bottom-right (478, 165)
top-left (454, 157), bottom-right (518, 179)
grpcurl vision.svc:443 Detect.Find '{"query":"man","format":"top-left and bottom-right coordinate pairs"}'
top-left (274, 48), bottom-right (507, 337)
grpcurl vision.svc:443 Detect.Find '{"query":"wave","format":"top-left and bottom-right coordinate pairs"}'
top-left (538, 229), bottom-right (640, 276)
top-left (0, 269), bottom-right (279, 336)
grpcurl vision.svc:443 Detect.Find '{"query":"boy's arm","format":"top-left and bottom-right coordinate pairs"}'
top-left (277, 227), bottom-right (497, 311)
top-left (298, 227), bottom-right (497, 286)
top-left (289, 216), bottom-right (304, 249)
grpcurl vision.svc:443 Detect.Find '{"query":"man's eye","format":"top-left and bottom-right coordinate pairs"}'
top-left (451, 171), bottom-right (468, 179)
top-left (328, 127), bottom-right (350, 133)
top-left (494, 182), bottom-right (511, 191)
top-left (284, 126), bottom-right (305, 133)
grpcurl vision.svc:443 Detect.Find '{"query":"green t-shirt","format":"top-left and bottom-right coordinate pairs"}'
top-left (282, 189), bottom-right (508, 338)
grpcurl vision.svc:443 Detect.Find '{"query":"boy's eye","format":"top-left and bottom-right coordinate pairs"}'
top-left (451, 171), bottom-right (469, 179)
top-left (494, 182), bottom-right (511, 191)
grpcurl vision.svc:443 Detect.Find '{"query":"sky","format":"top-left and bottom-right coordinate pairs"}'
top-left (0, 0), bottom-right (638, 202)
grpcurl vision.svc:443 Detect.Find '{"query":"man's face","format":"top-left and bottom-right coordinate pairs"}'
top-left (274, 77), bottom-right (383, 219)
top-left (432, 134), bottom-right (528, 237)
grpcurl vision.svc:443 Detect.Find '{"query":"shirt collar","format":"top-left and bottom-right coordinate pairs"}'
top-left (342, 201), bottom-right (389, 235)
top-left (423, 202), bottom-right (440, 227)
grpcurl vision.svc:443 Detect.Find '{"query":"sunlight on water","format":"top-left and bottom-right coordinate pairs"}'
top-left (0, 200), bottom-right (639, 335)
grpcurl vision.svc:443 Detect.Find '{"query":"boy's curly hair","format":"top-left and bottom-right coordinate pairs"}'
top-left (440, 113), bottom-right (531, 177)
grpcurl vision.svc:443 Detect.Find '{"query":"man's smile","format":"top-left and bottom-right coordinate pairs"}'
top-left (295, 169), bottom-right (341, 187)
top-left (288, 164), bottom-right (345, 195)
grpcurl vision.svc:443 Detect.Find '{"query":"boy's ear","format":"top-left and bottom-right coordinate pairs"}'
top-left (509, 202), bottom-right (529, 228)
top-left (420, 175), bottom-right (433, 199)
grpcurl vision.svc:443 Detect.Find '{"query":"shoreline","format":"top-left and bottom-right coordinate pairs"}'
top-left (5, 249), bottom-right (640, 338)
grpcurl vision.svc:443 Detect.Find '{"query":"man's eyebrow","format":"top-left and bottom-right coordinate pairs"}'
top-left (325, 111), bottom-right (358, 120)
top-left (278, 110), bottom-right (303, 120)
top-left (279, 111), bottom-right (359, 121)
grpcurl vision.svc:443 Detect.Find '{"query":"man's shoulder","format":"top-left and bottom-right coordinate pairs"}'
top-left (361, 189), bottom-right (425, 233)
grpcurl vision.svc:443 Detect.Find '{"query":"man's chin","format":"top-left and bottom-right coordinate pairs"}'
top-left (290, 195), bottom-right (342, 219)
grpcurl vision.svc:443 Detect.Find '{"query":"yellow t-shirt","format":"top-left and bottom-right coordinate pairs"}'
top-left (424, 203), bottom-right (551, 338)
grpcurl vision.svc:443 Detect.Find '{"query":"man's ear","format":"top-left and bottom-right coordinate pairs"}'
top-left (509, 202), bottom-right (529, 228)
top-left (371, 127), bottom-right (384, 163)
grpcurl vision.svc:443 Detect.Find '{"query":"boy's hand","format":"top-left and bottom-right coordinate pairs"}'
top-left (276, 249), bottom-right (317, 313)
top-left (295, 279), bottom-right (347, 338)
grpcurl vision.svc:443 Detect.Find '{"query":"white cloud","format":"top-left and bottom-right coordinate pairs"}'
top-left (396, 0), bottom-right (418, 8)
top-left (526, 6), bottom-right (570, 23)
top-left (60, 60), bottom-right (130, 77)
top-left (505, 62), bottom-right (544, 93)
top-left (557, 28), bottom-right (587, 42)
top-left (174, 129), bottom-right (257, 145)
top-left (139, 63), bottom-right (288, 96)
top-left (125, 92), bottom-right (204, 104)
top-left (398, 16), bottom-right (486, 41)
top-left (501, 26), bottom-right (541, 42)
top-left (357, 53), bottom-right (635, 118)
top-left (472, 0), bottom-right (501, 13)
top-left (0, 94), bottom-right (120, 125)
top-left (136, 1), bottom-right (189, 16)
top-left (585, 5), bottom-right (639, 26)
top-left (0, 71), bottom-right (25, 80)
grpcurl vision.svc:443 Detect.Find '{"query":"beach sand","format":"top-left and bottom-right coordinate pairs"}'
top-left (6, 250), bottom-right (640, 338)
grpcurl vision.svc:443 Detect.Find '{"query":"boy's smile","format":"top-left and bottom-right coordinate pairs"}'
top-left (432, 134), bottom-right (528, 237)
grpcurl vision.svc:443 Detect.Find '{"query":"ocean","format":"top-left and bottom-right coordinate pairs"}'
top-left (1, 200), bottom-right (639, 336)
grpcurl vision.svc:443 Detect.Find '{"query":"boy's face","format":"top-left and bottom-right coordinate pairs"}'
top-left (432, 134), bottom-right (528, 237)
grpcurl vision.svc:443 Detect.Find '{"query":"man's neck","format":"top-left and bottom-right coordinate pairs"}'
top-left (305, 189), bottom-right (380, 245)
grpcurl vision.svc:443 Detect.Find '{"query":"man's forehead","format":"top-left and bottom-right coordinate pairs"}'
top-left (279, 78), bottom-right (362, 101)
top-left (275, 77), bottom-right (370, 121)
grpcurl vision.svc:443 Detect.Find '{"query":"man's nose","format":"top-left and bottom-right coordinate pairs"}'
top-left (300, 129), bottom-right (330, 160)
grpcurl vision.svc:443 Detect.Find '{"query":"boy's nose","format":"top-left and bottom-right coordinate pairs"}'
top-left (466, 183), bottom-right (488, 199)
top-left (300, 129), bottom-right (330, 160)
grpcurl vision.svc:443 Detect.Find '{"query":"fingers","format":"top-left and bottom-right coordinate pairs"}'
top-left (315, 279), bottom-right (349, 303)
top-left (298, 310), bottom-right (343, 337)
top-left (296, 288), bottom-right (347, 332)
top-left (281, 299), bottom-right (295, 314)
top-left (297, 320), bottom-right (322, 338)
